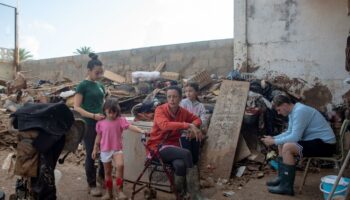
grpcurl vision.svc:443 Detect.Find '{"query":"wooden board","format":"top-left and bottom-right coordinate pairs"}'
top-left (154, 62), bottom-right (166, 72)
top-left (160, 71), bottom-right (180, 81)
top-left (200, 80), bottom-right (250, 179)
top-left (234, 135), bottom-right (251, 163)
top-left (103, 70), bottom-right (126, 83)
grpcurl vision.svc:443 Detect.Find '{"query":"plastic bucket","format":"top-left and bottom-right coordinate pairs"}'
top-left (320, 175), bottom-right (349, 200)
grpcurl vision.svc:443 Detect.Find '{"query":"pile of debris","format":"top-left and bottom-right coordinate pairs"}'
top-left (0, 62), bottom-right (343, 181)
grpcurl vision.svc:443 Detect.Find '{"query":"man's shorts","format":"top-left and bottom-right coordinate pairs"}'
top-left (295, 139), bottom-right (336, 158)
top-left (100, 150), bottom-right (123, 163)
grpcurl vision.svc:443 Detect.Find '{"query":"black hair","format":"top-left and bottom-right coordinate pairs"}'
top-left (185, 81), bottom-right (201, 101)
top-left (272, 95), bottom-right (293, 107)
top-left (87, 53), bottom-right (102, 70)
top-left (166, 85), bottom-right (182, 97)
top-left (103, 97), bottom-right (121, 117)
top-left (186, 82), bottom-right (200, 92)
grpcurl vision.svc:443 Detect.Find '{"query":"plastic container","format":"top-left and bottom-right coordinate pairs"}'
top-left (319, 175), bottom-right (349, 200)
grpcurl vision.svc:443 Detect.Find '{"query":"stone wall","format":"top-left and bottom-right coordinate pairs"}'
top-left (21, 39), bottom-right (233, 82)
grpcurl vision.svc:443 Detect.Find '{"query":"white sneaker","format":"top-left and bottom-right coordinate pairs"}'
top-left (115, 191), bottom-right (128, 200)
top-left (88, 187), bottom-right (102, 197)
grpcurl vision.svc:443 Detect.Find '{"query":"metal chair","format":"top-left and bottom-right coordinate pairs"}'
top-left (298, 119), bottom-right (350, 193)
top-left (131, 133), bottom-right (180, 200)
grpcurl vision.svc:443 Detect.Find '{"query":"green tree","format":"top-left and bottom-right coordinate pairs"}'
top-left (19, 48), bottom-right (33, 62)
top-left (74, 46), bottom-right (94, 55)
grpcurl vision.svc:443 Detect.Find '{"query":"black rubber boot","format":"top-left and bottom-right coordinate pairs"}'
top-left (174, 175), bottom-right (186, 197)
top-left (268, 163), bottom-right (296, 196)
top-left (186, 166), bottom-right (208, 200)
top-left (266, 157), bottom-right (282, 187)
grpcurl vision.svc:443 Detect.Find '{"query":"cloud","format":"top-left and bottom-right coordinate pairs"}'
top-left (20, 35), bottom-right (40, 58)
top-left (27, 20), bottom-right (56, 33)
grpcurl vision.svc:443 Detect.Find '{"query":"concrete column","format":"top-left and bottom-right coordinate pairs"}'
top-left (233, 0), bottom-right (248, 71)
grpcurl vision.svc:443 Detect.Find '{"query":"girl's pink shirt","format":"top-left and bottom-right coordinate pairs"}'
top-left (96, 117), bottom-right (130, 151)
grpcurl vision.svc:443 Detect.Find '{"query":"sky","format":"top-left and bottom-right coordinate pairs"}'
top-left (0, 0), bottom-right (233, 59)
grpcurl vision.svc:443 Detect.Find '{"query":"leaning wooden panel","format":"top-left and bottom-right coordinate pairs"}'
top-left (200, 80), bottom-right (250, 179)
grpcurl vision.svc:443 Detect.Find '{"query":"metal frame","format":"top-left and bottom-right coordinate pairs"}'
top-left (0, 2), bottom-right (18, 77)
top-left (298, 119), bottom-right (350, 193)
top-left (130, 133), bottom-right (180, 200)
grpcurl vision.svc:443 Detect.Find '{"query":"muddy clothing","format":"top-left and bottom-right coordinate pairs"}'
top-left (76, 80), bottom-right (105, 125)
top-left (273, 103), bottom-right (336, 145)
top-left (11, 102), bottom-right (74, 137)
top-left (31, 136), bottom-right (65, 200)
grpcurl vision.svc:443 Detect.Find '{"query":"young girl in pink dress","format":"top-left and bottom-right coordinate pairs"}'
top-left (92, 98), bottom-right (146, 200)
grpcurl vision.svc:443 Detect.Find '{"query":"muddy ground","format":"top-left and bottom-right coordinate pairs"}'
top-left (0, 150), bottom-right (348, 200)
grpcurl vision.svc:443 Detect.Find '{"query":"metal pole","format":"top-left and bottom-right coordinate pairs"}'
top-left (14, 6), bottom-right (19, 75)
top-left (327, 150), bottom-right (350, 200)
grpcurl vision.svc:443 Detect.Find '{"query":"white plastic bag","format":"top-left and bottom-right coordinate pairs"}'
top-left (131, 71), bottom-right (160, 83)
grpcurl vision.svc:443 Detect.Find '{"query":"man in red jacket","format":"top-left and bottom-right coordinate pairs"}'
top-left (147, 86), bottom-right (207, 200)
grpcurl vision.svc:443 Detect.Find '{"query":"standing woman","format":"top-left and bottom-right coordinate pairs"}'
top-left (74, 53), bottom-right (105, 197)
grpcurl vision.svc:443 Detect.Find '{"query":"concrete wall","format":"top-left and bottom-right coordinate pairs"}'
top-left (0, 48), bottom-right (14, 81)
top-left (234, 0), bottom-right (350, 109)
top-left (21, 39), bottom-right (233, 82)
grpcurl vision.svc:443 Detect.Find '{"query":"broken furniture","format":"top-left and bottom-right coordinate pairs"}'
top-left (298, 119), bottom-right (350, 193)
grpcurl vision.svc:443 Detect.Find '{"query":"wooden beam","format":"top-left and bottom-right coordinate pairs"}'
top-left (103, 70), bottom-right (126, 83)
top-left (154, 62), bottom-right (166, 72)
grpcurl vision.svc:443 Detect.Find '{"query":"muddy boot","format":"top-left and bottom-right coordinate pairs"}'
top-left (174, 175), bottom-right (186, 197)
top-left (101, 179), bottom-right (113, 200)
top-left (268, 163), bottom-right (296, 196)
top-left (266, 157), bottom-right (282, 187)
top-left (186, 166), bottom-right (208, 200)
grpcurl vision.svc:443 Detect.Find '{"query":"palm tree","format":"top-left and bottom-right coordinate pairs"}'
top-left (9, 48), bottom-right (33, 62)
top-left (74, 46), bottom-right (94, 55)
top-left (19, 48), bottom-right (33, 62)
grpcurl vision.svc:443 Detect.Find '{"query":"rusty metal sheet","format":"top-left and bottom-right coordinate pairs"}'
top-left (200, 80), bottom-right (250, 179)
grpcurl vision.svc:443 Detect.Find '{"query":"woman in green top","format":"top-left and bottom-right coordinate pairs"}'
top-left (74, 53), bottom-right (105, 197)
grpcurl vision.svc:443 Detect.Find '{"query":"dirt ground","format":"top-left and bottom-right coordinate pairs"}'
top-left (0, 150), bottom-right (348, 200)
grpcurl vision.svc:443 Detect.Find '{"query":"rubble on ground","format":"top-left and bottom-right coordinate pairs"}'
top-left (0, 64), bottom-right (346, 180)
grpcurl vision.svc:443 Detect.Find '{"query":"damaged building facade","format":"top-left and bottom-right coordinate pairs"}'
top-left (2, 0), bottom-right (348, 109)
top-left (234, 0), bottom-right (350, 110)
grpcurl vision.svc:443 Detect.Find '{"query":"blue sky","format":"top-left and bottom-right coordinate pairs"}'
top-left (0, 0), bottom-right (233, 59)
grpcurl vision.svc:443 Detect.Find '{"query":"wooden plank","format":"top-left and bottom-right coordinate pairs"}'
top-left (200, 80), bottom-right (250, 179)
top-left (103, 70), bottom-right (126, 83)
top-left (234, 135), bottom-right (251, 163)
top-left (160, 71), bottom-right (180, 81)
top-left (154, 62), bottom-right (166, 72)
